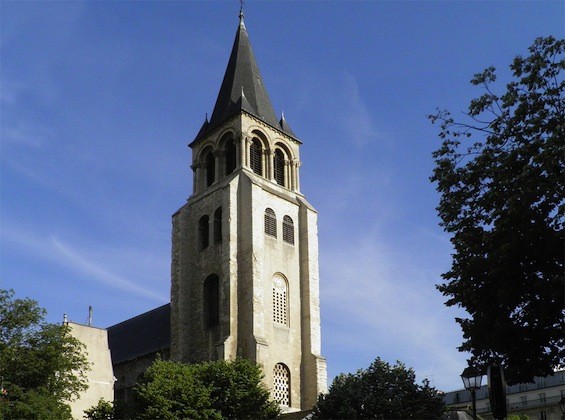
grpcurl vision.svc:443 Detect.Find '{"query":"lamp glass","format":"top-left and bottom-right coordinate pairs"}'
top-left (461, 368), bottom-right (483, 390)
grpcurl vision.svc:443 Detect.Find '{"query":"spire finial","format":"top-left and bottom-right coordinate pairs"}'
top-left (239, 0), bottom-right (244, 24)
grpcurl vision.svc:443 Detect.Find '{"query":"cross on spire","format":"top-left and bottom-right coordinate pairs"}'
top-left (239, 0), bottom-right (244, 23)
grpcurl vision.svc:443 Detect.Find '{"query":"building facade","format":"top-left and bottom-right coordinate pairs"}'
top-left (444, 371), bottom-right (565, 420)
top-left (66, 322), bottom-right (115, 419)
top-left (170, 11), bottom-right (327, 412)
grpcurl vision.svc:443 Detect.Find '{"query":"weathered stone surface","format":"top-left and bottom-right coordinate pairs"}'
top-left (171, 113), bottom-right (327, 411)
top-left (67, 323), bottom-right (115, 420)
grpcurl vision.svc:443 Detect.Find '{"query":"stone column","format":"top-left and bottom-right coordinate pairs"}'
top-left (266, 150), bottom-right (274, 181)
top-left (234, 137), bottom-right (241, 169)
top-left (241, 136), bottom-right (249, 168)
top-left (260, 149), bottom-right (267, 178)
top-left (191, 162), bottom-right (201, 194)
top-left (292, 160), bottom-right (301, 192)
top-left (284, 160), bottom-right (290, 189)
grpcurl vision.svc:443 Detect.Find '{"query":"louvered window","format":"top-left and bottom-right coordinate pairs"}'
top-left (204, 275), bottom-right (220, 328)
top-left (273, 363), bottom-right (290, 406)
top-left (225, 141), bottom-right (236, 175)
top-left (264, 208), bottom-right (276, 237)
top-left (274, 149), bottom-right (285, 186)
top-left (214, 207), bottom-right (222, 243)
top-left (282, 216), bottom-right (294, 245)
top-left (273, 275), bottom-right (288, 326)
top-left (250, 139), bottom-right (262, 175)
top-left (198, 215), bottom-right (209, 250)
top-left (206, 151), bottom-right (215, 186)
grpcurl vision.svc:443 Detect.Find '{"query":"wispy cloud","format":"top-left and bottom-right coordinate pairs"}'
top-left (2, 223), bottom-right (167, 302)
top-left (2, 123), bottom-right (49, 149)
top-left (321, 230), bottom-right (467, 391)
top-left (340, 75), bottom-right (385, 148)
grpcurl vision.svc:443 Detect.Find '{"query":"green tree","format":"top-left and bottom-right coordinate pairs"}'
top-left (429, 36), bottom-right (564, 384)
top-left (197, 358), bottom-right (280, 419)
top-left (312, 358), bottom-right (445, 419)
top-left (84, 398), bottom-right (115, 420)
top-left (133, 358), bottom-right (280, 420)
top-left (0, 289), bottom-right (90, 420)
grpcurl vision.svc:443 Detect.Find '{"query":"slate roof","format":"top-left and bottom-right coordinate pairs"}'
top-left (192, 12), bottom-right (297, 144)
top-left (107, 303), bottom-right (170, 365)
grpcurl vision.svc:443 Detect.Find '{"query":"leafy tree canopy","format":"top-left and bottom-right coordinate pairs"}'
top-left (0, 289), bottom-right (90, 420)
top-left (84, 398), bottom-right (115, 420)
top-left (133, 358), bottom-right (280, 420)
top-left (313, 357), bottom-right (445, 419)
top-left (429, 36), bottom-right (564, 384)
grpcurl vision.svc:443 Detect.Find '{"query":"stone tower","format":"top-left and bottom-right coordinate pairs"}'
top-left (170, 11), bottom-right (327, 411)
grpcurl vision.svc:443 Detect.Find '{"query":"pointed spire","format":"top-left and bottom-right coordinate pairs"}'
top-left (236, 86), bottom-right (255, 115)
top-left (195, 113), bottom-right (210, 139)
top-left (193, 10), bottom-right (297, 143)
top-left (279, 111), bottom-right (296, 137)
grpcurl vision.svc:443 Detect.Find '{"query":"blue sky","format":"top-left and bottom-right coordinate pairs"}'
top-left (1, 1), bottom-right (563, 392)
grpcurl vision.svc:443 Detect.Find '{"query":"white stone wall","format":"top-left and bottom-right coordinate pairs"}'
top-left (171, 113), bottom-right (327, 411)
top-left (67, 323), bottom-right (114, 420)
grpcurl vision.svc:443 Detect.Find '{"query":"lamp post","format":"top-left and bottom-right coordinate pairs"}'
top-left (461, 367), bottom-right (483, 420)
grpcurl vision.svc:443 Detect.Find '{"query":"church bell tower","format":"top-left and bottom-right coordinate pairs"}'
top-left (170, 11), bottom-right (327, 411)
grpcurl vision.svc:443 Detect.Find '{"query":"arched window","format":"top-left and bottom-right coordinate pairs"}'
top-left (273, 275), bottom-right (288, 326)
top-left (205, 151), bottom-right (215, 187)
top-left (274, 149), bottom-right (285, 186)
top-left (264, 208), bottom-right (276, 237)
top-left (250, 138), bottom-right (262, 175)
top-left (214, 207), bottom-right (222, 243)
top-left (225, 140), bottom-right (237, 175)
top-left (273, 363), bottom-right (290, 406)
top-left (198, 215), bottom-right (209, 250)
top-left (282, 216), bottom-right (294, 245)
top-left (203, 274), bottom-right (220, 328)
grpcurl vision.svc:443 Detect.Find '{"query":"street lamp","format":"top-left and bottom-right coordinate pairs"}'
top-left (558, 396), bottom-right (565, 419)
top-left (461, 367), bottom-right (483, 420)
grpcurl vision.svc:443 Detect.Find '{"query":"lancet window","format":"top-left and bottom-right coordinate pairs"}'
top-left (274, 149), bottom-right (285, 186)
top-left (250, 138), bottom-right (262, 175)
top-left (205, 150), bottom-right (215, 187)
top-left (273, 274), bottom-right (288, 326)
top-left (264, 208), bottom-right (277, 237)
top-left (225, 140), bottom-right (237, 175)
top-left (198, 215), bottom-right (209, 250)
top-left (282, 216), bottom-right (294, 245)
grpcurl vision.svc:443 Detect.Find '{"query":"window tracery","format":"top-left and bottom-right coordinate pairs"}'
top-left (273, 363), bottom-right (290, 406)
top-left (273, 275), bottom-right (288, 326)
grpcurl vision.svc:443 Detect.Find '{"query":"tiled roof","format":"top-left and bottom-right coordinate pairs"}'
top-left (107, 303), bottom-right (170, 365)
top-left (192, 14), bottom-right (297, 144)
